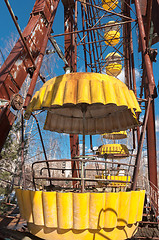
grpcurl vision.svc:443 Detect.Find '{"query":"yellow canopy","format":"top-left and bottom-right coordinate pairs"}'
top-left (25, 72), bottom-right (141, 134)
top-left (97, 144), bottom-right (129, 158)
top-left (103, 131), bottom-right (127, 140)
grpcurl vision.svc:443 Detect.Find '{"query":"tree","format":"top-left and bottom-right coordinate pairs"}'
top-left (0, 31), bottom-right (71, 191)
top-left (0, 119), bottom-right (28, 194)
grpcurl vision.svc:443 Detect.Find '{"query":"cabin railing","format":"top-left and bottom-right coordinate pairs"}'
top-left (140, 176), bottom-right (159, 222)
top-left (31, 157), bottom-right (135, 192)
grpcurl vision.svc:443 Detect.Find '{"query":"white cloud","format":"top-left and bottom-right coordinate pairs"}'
top-left (78, 65), bottom-right (85, 72)
top-left (87, 146), bottom-right (98, 153)
top-left (155, 118), bottom-right (159, 132)
top-left (135, 68), bottom-right (141, 81)
top-left (118, 68), bottom-right (125, 83)
top-left (101, 69), bottom-right (106, 74)
top-left (93, 146), bottom-right (98, 151)
top-left (118, 67), bottom-right (141, 83)
top-left (61, 133), bottom-right (68, 136)
top-left (79, 143), bottom-right (88, 154)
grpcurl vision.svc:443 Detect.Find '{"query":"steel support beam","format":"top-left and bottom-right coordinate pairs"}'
top-left (134, 0), bottom-right (156, 97)
top-left (63, 1), bottom-right (80, 184)
top-left (32, 113), bottom-right (52, 186)
top-left (0, 106), bottom-right (16, 152)
top-left (21, 111), bottom-right (26, 189)
top-left (143, 0), bottom-right (158, 191)
top-left (122, 0), bottom-right (131, 88)
top-left (24, 0), bottom-right (60, 107)
top-left (0, 0), bottom-right (60, 151)
top-left (145, 88), bottom-right (158, 189)
top-left (132, 97), bottom-right (152, 190)
top-left (134, 0), bottom-right (158, 197)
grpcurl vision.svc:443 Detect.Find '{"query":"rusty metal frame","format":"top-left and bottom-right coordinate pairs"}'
top-left (52, 0), bottom-right (136, 75)
top-left (31, 113), bottom-right (52, 186)
top-left (134, 0), bottom-right (158, 215)
top-left (21, 110), bottom-right (26, 189)
top-left (132, 97), bottom-right (152, 190)
top-left (52, 19), bottom-right (135, 38)
top-left (134, 0), bottom-right (156, 97)
top-left (0, 0), bottom-right (60, 152)
top-left (4, 0), bottom-right (35, 68)
top-left (63, 0), bottom-right (80, 185)
top-left (24, 0), bottom-right (60, 107)
top-left (32, 158), bottom-right (134, 191)
top-left (78, 0), bottom-right (134, 20)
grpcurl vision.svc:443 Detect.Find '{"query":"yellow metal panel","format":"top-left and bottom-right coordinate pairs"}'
top-left (28, 222), bottom-right (138, 240)
top-left (102, 80), bottom-right (118, 106)
top-left (90, 77), bottom-right (105, 104)
top-left (114, 85), bottom-right (128, 107)
top-left (106, 63), bottom-right (122, 76)
top-left (16, 189), bottom-right (144, 240)
top-left (103, 131), bottom-right (127, 139)
top-left (129, 90), bottom-right (142, 113)
top-left (97, 143), bottom-right (129, 156)
top-left (15, 189), bottom-right (25, 219)
top-left (57, 192), bottom-right (73, 229)
top-left (128, 191), bottom-right (140, 224)
top-left (137, 190), bottom-right (145, 222)
top-left (102, 0), bottom-right (118, 10)
top-left (42, 80), bottom-right (56, 108)
top-left (89, 193), bottom-right (105, 229)
top-left (25, 73), bottom-right (141, 114)
top-left (73, 193), bottom-right (89, 229)
top-left (42, 191), bottom-right (57, 228)
top-left (31, 190), bottom-right (44, 225)
top-left (50, 75), bottom-right (67, 106)
top-left (104, 31), bottom-right (120, 46)
top-left (107, 176), bottom-right (131, 186)
top-left (63, 78), bottom-right (77, 105)
top-left (122, 86), bottom-right (133, 105)
top-left (21, 190), bottom-right (33, 223)
top-left (117, 191), bottom-right (131, 226)
top-left (77, 75), bottom-right (91, 104)
top-left (104, 192), bottom-right (119, 228)
top-left (33, 84), bottom-right (49, 110)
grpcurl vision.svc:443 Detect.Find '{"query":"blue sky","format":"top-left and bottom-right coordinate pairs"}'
top-left (0, 0), bottom-right (159, 161)
top-left (0, 1), bottom-right (34, 43)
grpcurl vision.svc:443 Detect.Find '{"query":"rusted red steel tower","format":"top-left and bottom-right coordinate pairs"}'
top-left (63, 0), bottom-right (80, 181)
top-left (135, 0), bottom-right (158, 212)
top-left (0, 0), bottom-right (60, 151)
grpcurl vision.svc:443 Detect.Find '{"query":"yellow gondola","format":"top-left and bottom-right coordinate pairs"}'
top-left (102, 0), bottom-right (118, 11)
top-left (103, 130), bottom-right (127, 139)
top-left (105, 52), bottom-right (122, 77)
top-left (15, 72), bottom-right (144, 240)
top-left (97, 143), bottom-right (129, 157)
top-left (104, 21), bottom-right (120, 46)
